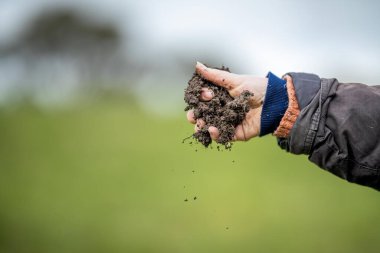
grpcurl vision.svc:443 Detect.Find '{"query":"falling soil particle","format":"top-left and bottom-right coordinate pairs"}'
top-left (184, 66), bottom-right (253, 149)
top-left (193, 196), bottom-right (197, 200)
top-left (184, 198), bottom-right (188, 202)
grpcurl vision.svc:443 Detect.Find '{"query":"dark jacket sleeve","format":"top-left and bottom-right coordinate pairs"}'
top-left (277, 73), bottom-right (380, 191)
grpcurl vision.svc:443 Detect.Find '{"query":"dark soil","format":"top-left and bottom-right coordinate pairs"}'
top-left (184, 66), bottom-right (253, 149)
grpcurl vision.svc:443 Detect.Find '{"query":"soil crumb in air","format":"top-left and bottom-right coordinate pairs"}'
top-left (184, 66), bottom-right (253, 149)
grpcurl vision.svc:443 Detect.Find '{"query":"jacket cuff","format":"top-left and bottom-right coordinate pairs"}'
top-left (285, 72), bottom-right (321, 109)
top-left (259, 72), bottom-right (289, 136)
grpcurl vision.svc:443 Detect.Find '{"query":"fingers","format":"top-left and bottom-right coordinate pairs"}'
top-left (186, 110), bottom-right (196, 124)
top-left (186, 87), bottom-right (213, 125)
top-left (196, 62), bottom-right (238, 90)
top-left (188, 118), bottom-right (254, 142)
top-left (192, 120), bottom-right (220, 141)
top-left (194, 119), bottom-right (205, 132)
top-left (200, 88), bottom-right (213, 101)
top-left (186, 111), bottom-right (208, 130)
top-left (208, 126), bottom-right (220, 141)
top-left (191, 118), bottom-right (220, 142)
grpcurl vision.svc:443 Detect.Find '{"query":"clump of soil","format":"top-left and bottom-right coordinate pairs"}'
top-left (184, 66), bottom-right (253, 149)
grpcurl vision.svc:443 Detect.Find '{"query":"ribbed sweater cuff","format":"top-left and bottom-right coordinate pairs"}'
top-left (259, 72), bottom-right (289, 136)
top-left (273, 75), bottom-right (300, 138)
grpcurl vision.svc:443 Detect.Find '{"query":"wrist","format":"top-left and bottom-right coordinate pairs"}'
top-left (256, 77), bottom-right (269, 103)
top-left (244, 76), bottom-right (268, 108)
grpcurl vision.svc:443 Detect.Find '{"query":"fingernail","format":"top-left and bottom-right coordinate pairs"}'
top-left (196, 61), bottom-right (207, 70)
top-left (205, 90), bottom-right (213, 98)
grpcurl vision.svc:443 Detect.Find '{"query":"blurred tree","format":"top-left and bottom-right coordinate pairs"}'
top-left (24, 9), bottom-right (123, 83)
top-left (8, 9), bottom-right (120, 57)
top-left (0, 8), bottom-right (128, 105)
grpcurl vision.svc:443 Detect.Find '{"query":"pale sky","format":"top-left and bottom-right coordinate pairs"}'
top-left (0, 0), bottom-right (379, 111)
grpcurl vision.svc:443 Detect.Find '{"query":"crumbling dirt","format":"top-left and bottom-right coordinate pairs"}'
top-left (184, 66), bottom-right (253, 149)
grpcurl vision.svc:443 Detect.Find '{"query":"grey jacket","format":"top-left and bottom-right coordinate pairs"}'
top-left (278, 73), bottom-right (380, 191)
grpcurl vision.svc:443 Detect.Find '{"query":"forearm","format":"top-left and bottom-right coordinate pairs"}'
top-left (272, 73), bottom-right (380, 190)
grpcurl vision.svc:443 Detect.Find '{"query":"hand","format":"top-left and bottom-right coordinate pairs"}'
top-left (186, 62), bottom-right (268, 141)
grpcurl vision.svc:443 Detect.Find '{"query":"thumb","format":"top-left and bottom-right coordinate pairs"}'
top-left (196, 62), bottom-right (238, 90)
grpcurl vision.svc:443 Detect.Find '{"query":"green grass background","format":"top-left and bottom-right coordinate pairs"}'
top-left (0, 97), bottom-right (379, 253)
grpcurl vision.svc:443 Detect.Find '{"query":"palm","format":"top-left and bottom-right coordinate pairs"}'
top-left (187, 62), bottom-right (268, 142)
top-left (233, 107), bottom-right (262, 140)
top-left (226, 75), bottom-right (267, 109)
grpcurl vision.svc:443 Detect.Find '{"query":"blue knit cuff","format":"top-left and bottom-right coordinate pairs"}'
top-left (259, 72), bottom-right (289, 136)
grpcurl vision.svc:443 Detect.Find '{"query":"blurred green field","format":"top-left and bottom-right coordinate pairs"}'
top-left (0, 97), bottom-right (379, 253)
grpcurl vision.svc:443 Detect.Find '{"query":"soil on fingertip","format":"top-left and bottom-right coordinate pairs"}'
top-left (184, 66), bottom-right (253, 149)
